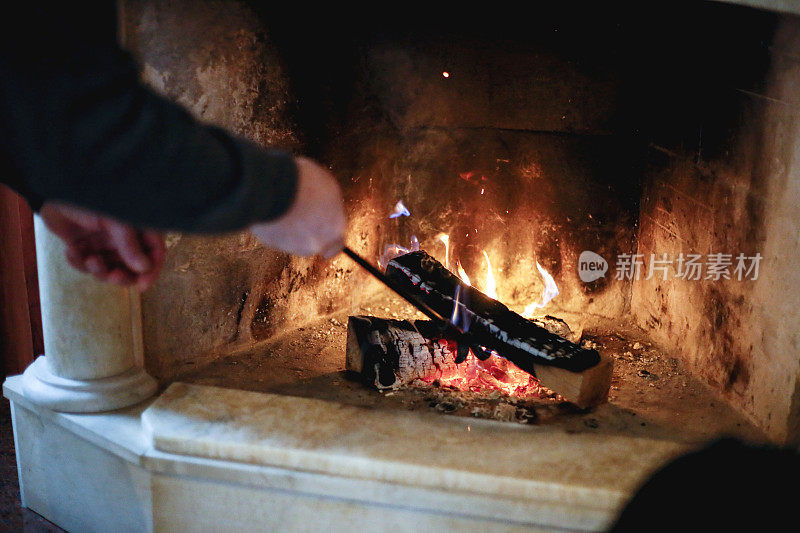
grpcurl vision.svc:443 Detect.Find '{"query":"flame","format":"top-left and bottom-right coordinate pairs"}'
top-left (378, 244), bottom-right (410, 270)
top-left (406, 248), bottom-right (557, 399)
top-left (378, 236), bottom-right (419, 270)
top-left (450, 284), bottom-right (471, 333)
top-left (456, 261), bottom-right (471, 286)
top-left (522, 262), bottom-right (560, 317)
top-left (482, 250), bottom-right (498, 300)
top-left (389, 200), bottom-right (410, 218)
top-left (437, 233), bottom-right (450, 269)
top-left (450, 284), bottom-right (462, 326)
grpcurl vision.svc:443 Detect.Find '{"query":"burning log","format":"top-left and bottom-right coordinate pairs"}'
top-left (346, 316), bottom-right (460, 390)
top-left (347, 316), bottom-right (541, 396)
top-left (346, 315), bottom-right (612, 408)
top-left (352, 250), bottom-right (613, 406)
top-left (386, 251), bottom-right (600, 368)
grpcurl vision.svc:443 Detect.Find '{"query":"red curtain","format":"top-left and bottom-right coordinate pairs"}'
top-left (0, 185), bottom-right (43, 377)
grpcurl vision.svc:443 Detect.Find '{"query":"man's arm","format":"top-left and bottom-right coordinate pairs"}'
top-left (0, 6), bottom-right (345, 290)
top-left (0, 5), bottom-right (297, 233)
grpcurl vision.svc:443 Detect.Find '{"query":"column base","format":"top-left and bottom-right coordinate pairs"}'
top-left (21, 356), bottom-right (158, 413)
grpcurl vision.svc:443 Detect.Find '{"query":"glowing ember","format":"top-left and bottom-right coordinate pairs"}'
top-left (417, 345), bottom-right (544, 397)
top-left (436, 233), bottom-right (450, 269)
top-left (441, 255), bottom-right (543, 397)
top-left (374, 247), bottom-right (563, 399)
top-left (389, 200), bottom-right (410, 218)
top-left (522, 262), bottom-right (560, 317)
top-left (482, 250), bottom-right (498, 300)
top-left (442, 71), bottom-right (450, 78)
top-left (456, 261), bottom-right (471, 286)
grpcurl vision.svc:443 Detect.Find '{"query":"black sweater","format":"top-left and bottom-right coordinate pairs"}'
top-left (0, 5), bottom-right (297, 233)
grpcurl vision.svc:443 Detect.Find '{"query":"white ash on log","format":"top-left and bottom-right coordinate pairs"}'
top-left (346, 316), bottom-right (463, 389)
top-left (347, 315), bottom-right (613, 408)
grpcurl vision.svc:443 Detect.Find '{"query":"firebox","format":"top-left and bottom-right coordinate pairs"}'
top-left (5, 1), bottom-right (800, 531)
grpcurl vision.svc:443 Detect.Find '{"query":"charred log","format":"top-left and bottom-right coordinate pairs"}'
top-left (385, 251), bottom-right (600, 373)
top-left (346, 316), bottom-right (461, 389)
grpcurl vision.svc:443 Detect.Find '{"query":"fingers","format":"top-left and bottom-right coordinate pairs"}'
top-left (64, 246), bottom-right (138, 286)
top-left (65, 246), bottom-right (90, 273)
top-left (134, 231), bottom-right (167, 291)
top-left (46, 204), bottom-right (166, 288)
top-left (84, 255), bottom-right (109, 277)
top-left (63, 232), bottom-right (162, 289)
top-left (106, 222), bottom-right (152, 274)
top-left (142, 230), bottom-right (167, 267)
top-left (106, 268), bottom-right (137, 287)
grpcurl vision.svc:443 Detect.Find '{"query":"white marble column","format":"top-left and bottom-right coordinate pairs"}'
top-left (21, 216), bottom-right (157, 412)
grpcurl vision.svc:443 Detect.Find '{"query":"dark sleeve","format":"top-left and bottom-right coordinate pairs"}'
top-left (611, 438), bottom-right (800, 531)
top-left (0, 6), bottom-right (297, 233)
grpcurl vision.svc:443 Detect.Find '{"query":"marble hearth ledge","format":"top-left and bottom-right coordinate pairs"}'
top-left (4, 377), bottom-right (690, 531)
top-left (144, 382), bottom-right (687, 519)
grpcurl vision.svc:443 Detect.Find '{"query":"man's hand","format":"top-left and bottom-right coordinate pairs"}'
top-left (40, 202), bottom-right (166, 290)
top-left (249, 157), bottom-right (346, 257)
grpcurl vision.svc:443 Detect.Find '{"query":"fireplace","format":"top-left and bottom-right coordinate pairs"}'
top-left (5, 1), bottom-right (800, 531)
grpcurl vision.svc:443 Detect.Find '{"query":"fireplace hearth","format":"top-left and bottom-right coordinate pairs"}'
top-left (5, 1), bottom-right (800, 531)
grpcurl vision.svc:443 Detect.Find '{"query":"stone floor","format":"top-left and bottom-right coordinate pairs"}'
top-left (0, 400), bottom-right (62, 532)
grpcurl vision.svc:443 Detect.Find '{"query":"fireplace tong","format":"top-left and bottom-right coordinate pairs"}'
top-left (342, 247), bottom-right (601, 378)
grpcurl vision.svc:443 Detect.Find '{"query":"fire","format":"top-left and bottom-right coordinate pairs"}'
top-left (389, 241), bottom-right (560, 398)
top-left (482, 250), bottom-right (498, 300)
top-left (378, 200), bottom-right (418, 268)
top-left (421, 347), bottom-right (545, 397)
top-left (522, 262), bottom-right (560, 318)
top-left (389, 200), bottom-right (410, 218)
top-left (433, 250), bottom-right (548, 398)
top-left (450, 284), bottom-right (470, 332)
top-left (373, 202), bottom-right (560, 398)
top-left (456, 261), bottom-right (471, 286)
top-left (444, 247), bottom-right (556, 315)
top-left (436, 233), bottom-right (450, 269)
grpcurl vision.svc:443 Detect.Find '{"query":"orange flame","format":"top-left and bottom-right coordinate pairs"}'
top-left (424, 250), bottom-right (555, 399)
top-left (437, 233), bottom-right (450, 269)
top-left (522, 262), bottom-right (559, 318)
top-left (482, 250), bottom-right (498, 300)
top-left (456, 261), bottom-right (471, 286)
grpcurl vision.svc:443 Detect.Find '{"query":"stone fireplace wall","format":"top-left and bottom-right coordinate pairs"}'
top-left (121, 0), bottom-right (800, 445)
top-left (630, 15), bottom-right (800, 445)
